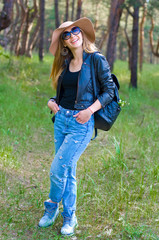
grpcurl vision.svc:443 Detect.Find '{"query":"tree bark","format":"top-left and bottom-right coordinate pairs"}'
top-left (124, 12), bottom-right (132, 70)
top-left (65, 0), bottom-right (69, 21)
top-left (98, 12), bottom-right (110, 51)
top-left (19, 0), bottom-right (38, 55)
top-left (15, 0), bottom-right (27, 56)
top-left (39, 0), bottom-right (45, 61)
top-left (149, 16), bottom-right (159, 57)
top-left (76, 0), bottom-right (83, 19)
top-left (71, 0), bottom-right (75, 21)
top-left (118, 40), bottom-right (126, 61)
top-left (94, 1), bottom-right (100, 32)
top-left (139, 3), bottom-right (147, 71)
top-left (54, 0), bottom-right (60, 27)
top-left (98, 31), bottom-right (108, 50)
top-left (0, 0), bottom-right (14, 31)
top-left (26, 17), bottom-right (40, 57)
top-left (130, 5), bottom-right (139, 88)
top-left (106, 0), bottom-right (125, 71)
top-left (10, 1), bottom-right (20, 53)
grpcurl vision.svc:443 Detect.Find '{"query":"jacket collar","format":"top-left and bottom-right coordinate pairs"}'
top-left (83, 51), bottom-right (89, 61)
top-left (63, 50), bottom-right (90, 67)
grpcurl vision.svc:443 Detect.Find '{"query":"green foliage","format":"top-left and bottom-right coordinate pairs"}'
top-left (0, 54), bottom-right (159, 239)
top-left (148, 0), bottom-right (159, 15)
top-left (123, 0), bottom-right (146, 8)
top-left (0, 146), bottom-right (20, 170)
top-left (0, 46), bottom-right (10, 59)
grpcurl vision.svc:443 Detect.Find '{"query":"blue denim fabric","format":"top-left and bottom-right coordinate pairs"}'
top-left (49, 105), bottom-right (94, 218)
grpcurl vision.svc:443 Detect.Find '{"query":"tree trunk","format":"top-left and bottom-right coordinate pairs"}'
top-left (65, 0), bottom-right (69, 21)
top-left (54, 0), bottom-right (60, 27)
top-left (76, 0), bottom-right (83, 19)
top-left (26, 17), bottom-right (40, 57)
top-left (20, 9), bottom-right (31, 55)
top-left (124, 12), bottom-right (131, 70)
top-left (149, 16), bottom-right (159, 57)
top-left (106, 0), bottom-right (125, 71)
top-left (139, 4), bottom-right (147, 71)
top-left (94, 1), bottom-right (100, 32)
top-left (39, 0), bottom-right (45, 61)
top-left (71, 0), bottom-right (75, 21)
top-left (98, 31), bottom-right (108, 50)
top-left (130, 5), bottom-right (139, 88)
top-left (118, 40), bottom-right (126, 61)
top-left (15, 1), bottom-right (27, 56)
top-left (10, 1), bottom-right (20, 53)
top-left (20, 0), bottom-right (38, 56)
top-left (0, 0), bottom-right (14, 31)
top-left (98, 14), bottom-right (110, 50)
top-left (45, 28), bottom-right (50, 52)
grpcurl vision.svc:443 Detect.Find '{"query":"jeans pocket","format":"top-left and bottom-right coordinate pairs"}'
top-left (75, 114), bottom-right (94, 126)
top-left (75, 118), bottom-right (88, 125)
top-left (54, 110), bottom-right (60, 121)
top-left (55, 110), bottom-right (60, 115)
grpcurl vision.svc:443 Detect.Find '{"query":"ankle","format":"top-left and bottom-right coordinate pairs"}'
top-left (48, 199), bottom-right (57, 204)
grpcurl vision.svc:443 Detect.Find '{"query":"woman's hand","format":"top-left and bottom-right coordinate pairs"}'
top-left (48, 100), bottom-right (59, 114)
top-left (73, 108), bottom-right (93, 124)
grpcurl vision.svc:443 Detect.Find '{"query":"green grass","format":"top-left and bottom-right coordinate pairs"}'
top-left (0, 54), bottom-right (159, 240)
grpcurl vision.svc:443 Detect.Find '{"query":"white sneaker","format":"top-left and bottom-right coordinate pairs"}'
top-left (61, 213), bottom-right (78, 235)
top-left (38, 200), bottom-right (59, 228)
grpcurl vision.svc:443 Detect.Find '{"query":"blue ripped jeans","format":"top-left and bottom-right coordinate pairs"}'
top-left (49, 105), bottom-right (94, 219)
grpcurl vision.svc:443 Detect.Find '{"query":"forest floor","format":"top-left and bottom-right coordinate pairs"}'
top-left (0, 54), bottom-right (159, 240)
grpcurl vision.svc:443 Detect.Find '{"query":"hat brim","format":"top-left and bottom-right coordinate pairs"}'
top-left (49, 17), bottom-right (95, 56)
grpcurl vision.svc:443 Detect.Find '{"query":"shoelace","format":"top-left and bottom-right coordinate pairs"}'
top-left (43, 209), bottom-right (55, 218)
top-left (63, 216), bottom-right (70, 225)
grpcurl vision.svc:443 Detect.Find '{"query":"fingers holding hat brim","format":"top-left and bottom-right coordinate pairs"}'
top-left (49, 17), bottom-right (95, 56)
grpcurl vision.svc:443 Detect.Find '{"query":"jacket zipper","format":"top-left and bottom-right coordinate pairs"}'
top-left (74, 52), bottom-right (90, 104)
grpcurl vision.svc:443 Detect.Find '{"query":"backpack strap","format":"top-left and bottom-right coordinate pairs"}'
top-left (90, 54), bottom-right (120, 140)
top-left (91, 128), bottom-right (98, 141)
top-left (90, 53), bottom-right (98, 141)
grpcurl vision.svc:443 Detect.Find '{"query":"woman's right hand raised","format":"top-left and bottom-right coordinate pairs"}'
top-left (48, 100), bottom-right (60, 114)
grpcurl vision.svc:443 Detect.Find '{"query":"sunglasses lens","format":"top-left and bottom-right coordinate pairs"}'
top-left (72, 27), bottom-right (80, 35)
top-left (62, 27), bottom-right (80, 40)
top-left (62, 31), bottom-right (70, 40)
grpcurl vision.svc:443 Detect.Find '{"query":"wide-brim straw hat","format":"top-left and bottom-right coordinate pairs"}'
top-left (49, 17), bottom-right (95, 56)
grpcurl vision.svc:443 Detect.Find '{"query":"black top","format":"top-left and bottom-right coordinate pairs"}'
top-left (59, 67), bottom-right (80, 110)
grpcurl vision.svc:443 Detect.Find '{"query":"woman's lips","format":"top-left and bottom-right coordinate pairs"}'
top-left (71, 38), bottom-right (78, 44)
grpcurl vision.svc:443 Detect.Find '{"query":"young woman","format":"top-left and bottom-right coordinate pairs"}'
top-left (38, 17), bottom-right (115, 236)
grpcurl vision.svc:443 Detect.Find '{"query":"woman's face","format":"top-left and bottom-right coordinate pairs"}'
top-left (62, 25), bottom-right (83, 51)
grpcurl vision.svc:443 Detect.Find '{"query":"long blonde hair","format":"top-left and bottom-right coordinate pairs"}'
top-left (50, 31), bottom-right (98, 89)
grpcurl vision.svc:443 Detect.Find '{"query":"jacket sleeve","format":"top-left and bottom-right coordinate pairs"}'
top-left (94, 53), bottom-right (115, 108)
top-left (47, 96), bottom-right (57, 114)
top-left (47, 96), bottom-right (57, 104)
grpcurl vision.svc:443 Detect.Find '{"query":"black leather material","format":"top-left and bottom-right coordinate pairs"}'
top-left (94, 98), bottom-right (121, 130)
top-left (91, 54), bottom-right (121, 132)
top-left (55, 51), bottom-right (115, 110)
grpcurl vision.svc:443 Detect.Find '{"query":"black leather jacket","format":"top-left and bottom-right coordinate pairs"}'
top-left (52, 51), bottom-right (115, 110)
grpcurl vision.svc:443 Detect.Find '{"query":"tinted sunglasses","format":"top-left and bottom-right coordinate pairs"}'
top-left (62, 26), bottom-right (81, 40)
